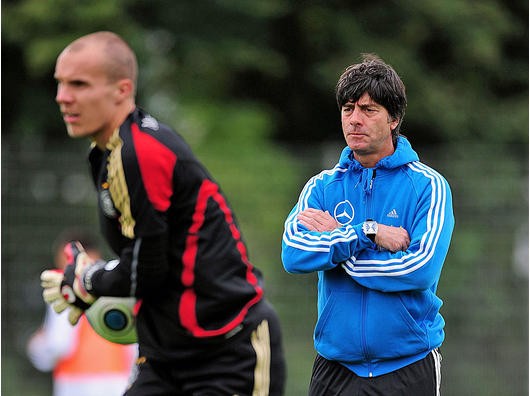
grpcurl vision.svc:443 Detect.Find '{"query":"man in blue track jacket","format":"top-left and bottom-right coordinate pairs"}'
top-left (282, 54), bottom-right (454, 395)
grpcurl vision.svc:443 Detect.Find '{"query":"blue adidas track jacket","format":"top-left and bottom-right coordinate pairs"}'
top-left (282, 136), bottom-right (454, 377)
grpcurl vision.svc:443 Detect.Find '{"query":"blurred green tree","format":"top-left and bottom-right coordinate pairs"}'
top-left (2, 0), bottom-right (527, 146)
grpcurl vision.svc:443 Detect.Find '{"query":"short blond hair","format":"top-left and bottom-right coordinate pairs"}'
top-left (65, 31), bottom-right (138, 93)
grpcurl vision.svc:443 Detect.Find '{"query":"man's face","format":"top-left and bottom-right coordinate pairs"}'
top-left (54, 47), bottom-right (120, 141)
top-left (341, 92), bottom-right (398, 157)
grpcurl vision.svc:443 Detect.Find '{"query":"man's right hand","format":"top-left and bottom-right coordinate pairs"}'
top-left (41, 241), bottom-right (98, 325)
top-left (297, 208), bottom-right (339, 232)
top-left (41, 269), bottom-right (85, 325)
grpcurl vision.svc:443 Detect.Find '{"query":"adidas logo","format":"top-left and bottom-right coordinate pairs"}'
top-left (386, 209), bottom-right (399, 218)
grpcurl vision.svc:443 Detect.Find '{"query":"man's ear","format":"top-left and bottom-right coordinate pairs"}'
top-left (389, 117), bottom-right (400, 131)
top-left (114, 79), bottom-right (134, 103)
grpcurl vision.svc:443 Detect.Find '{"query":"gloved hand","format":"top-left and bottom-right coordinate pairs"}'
top-left (41, 269), bottom-right (86, 326)
top-left (41, 241), bottom-right (98, 325)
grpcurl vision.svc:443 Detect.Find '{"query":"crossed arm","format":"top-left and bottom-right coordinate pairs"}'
top-left (297, 208), bottom-right (410, 252)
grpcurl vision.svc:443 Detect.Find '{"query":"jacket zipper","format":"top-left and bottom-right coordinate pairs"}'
top-left (360, 288), bottom-right (373, 376)
top-left (363, 168), bottom-right (376, 376)
top-left (368, 168), bottom-right (376, 217)
top-left (369, 168), bottom-right (377, 189)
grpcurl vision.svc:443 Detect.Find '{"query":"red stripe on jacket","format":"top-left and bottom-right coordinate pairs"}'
top-left (180, 179), bottom-right (263, 337)
top-left (131, 123), bottom-right (177, 212)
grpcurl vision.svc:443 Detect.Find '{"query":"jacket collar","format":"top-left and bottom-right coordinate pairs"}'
top-left (338, 136), bottom-right (419, 171)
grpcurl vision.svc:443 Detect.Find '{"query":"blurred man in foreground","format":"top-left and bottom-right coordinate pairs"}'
top-left (41, 31), bottom-right (285, 395)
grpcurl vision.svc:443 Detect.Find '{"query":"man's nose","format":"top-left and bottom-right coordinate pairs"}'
top-left (56, 84), bottom-right (71, 104)
top-left (349, 106), bottom-right (363, 125)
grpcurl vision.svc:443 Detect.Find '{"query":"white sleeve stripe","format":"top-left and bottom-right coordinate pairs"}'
top-left (283, 231), bottom-right (358, 247)
top-left (349, 163), bottom-right (444, 266)
top-left (343, 162), bottom-right (448, 277)
top-left (283, 166), bottom-right (357, 252)
top-left (299, 166), bottom-right (348, 210)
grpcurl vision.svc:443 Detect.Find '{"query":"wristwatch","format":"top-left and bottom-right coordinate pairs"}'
top-left (362, 219), bottom-right (378, 242)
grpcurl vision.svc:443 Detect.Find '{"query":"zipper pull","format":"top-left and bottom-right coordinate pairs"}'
top-left (369, 169), bottom-right (377, 190)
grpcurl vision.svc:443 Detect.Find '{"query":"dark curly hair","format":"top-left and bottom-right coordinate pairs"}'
top-left (335, 54), bottom-right (407, 142)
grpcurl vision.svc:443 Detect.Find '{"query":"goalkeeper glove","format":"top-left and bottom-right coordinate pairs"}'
top-left (41, 241), bottom-right (102, 325)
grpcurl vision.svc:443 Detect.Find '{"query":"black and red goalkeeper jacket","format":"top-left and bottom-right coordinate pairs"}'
top-left (87, 107), bottom-right (263, 360)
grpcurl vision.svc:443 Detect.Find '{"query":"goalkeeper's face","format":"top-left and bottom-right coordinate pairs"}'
top-left (54, 46), bottom-right (127, 145)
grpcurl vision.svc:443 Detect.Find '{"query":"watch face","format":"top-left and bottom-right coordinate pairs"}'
top-left (363, 221), bottom-right (377, 242)
top-left (363, 221), bottom-right (377, 234)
